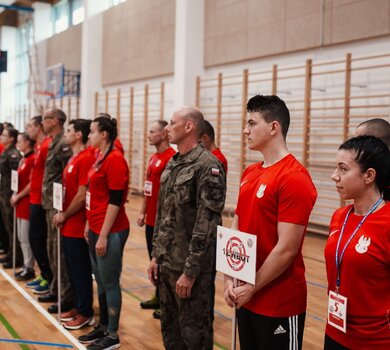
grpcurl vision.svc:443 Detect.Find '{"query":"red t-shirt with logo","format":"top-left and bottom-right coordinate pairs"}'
top-left (61, 149), bottom-right (95, 238)
top-left (325, 203), bottom-right (390, 349)
top-left (16, 152), bottom-right (35, 220)
top-left (86, 149), bottom-right (129, 234)
top-left (212, 148), bottom-right (228, 173)
top-left (145, 147), bottom-right (175, 227)
top-left (235, 154), bottom-right (317, 317)
top-left (30, 137), bottom-right (51, 205)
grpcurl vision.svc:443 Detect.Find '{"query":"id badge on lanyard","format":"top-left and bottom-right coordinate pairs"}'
top-left (328, 291), bottom-right (347, 333)
top-left (144, 180), bottom-right (152, 197)
top-left (86, 191), bottom-right (91, 210)
top-left (329, 197), bottom-right (382, 333)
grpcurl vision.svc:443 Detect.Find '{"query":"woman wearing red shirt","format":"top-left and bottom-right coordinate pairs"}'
top-left (79, 116), bottom-right (129, 350)
top-left (325, 136), bottom-right (390, 349)
top-left (11, 133), bottom-right (36, 280)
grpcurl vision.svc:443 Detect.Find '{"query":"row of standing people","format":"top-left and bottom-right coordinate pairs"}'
top-left (1, 98), bottom-right (390, 350)
top-left (0, 108), bottom-right (227, 350)
top-left (139, 100), bottom-right (389, 350)
top-left (0, 111), bottom-right (129, 350)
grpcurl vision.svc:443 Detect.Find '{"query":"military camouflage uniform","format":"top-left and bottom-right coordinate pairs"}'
top-left (41, 132), bottom-right (73, 304)
top-left (152, 144), bottom-right (226, 350)
top-left (0, 145), bottom-right (22, 262)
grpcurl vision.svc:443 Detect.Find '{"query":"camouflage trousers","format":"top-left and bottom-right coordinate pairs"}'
top-left (0, 196), bottom-right (22, 262)
top-left (159, 266), bottom-right (214, 350)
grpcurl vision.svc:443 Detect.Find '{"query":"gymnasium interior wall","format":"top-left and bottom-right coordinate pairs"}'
top-left (1, 0), bottom-right (390, 234)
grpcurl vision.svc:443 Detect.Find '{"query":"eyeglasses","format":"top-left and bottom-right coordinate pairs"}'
top-left (42, 116), bottom-right (54, 121)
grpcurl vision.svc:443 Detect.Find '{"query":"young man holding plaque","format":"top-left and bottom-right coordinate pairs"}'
top-left (223, 95), bottom-right (317, 350)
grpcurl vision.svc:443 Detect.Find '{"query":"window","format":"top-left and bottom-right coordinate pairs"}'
top-left (105, 0), bottom-right (127, 9)
top-left (52, 0), bottom-right (85, 34)
top-left (0, 25), bottom-right (29, 125)
top-left (53, 0), bottom-right (69, 34)
top-left (71, 0), bottom-right (84, 25)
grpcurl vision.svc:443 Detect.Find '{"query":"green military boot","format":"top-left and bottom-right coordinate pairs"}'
top-left (140, 295), bottom-right (159, 309)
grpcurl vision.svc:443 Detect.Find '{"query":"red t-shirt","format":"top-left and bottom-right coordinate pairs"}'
top-left (145, 147), bottom-right (175, 227)
top-left (61, 149), bottom-right (95, 238)
top-left (235, 154), bottom-right (317, 317)
top-left (16, 152), bottom-right (35, 220)
top-left (114, 138), bottom-right (124, 155)
top-left (0, 143), bottom-right (4, 155)
top-left (86, 149), bottom-right (129, 233)
top-left (212, 148), bottom-right (228, 173)
top-left (30, 137), bottom-right (51, 205)
top-left (325, 203), bottom-right (390, 349)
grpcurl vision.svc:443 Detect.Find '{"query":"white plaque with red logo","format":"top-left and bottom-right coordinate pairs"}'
top-left (216, 225), bottom-right (257, 285)
top-left (11, 170), bottom-right (18, 192)
top-left (53, 182), bottom-right (63, 211)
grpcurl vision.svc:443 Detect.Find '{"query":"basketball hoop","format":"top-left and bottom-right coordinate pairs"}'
top-left (35, 90), bottom-right (56, 98)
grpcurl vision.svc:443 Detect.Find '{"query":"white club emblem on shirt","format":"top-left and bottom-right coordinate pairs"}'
top-left (155, 159), bottom-right (161, 167)
top-left (355, 235), bottom-right (371, 254)
top-left (256, 184), bottom-right (267, 198)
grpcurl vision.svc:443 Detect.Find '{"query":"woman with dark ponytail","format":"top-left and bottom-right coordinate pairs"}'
top-left (324, 136), bottom-right (390, 349)
top-left (79, 116), bottom-right (129, 350)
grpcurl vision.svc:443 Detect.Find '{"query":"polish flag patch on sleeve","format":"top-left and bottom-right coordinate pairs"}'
top-left (211, 168), bottom-right (220, 175)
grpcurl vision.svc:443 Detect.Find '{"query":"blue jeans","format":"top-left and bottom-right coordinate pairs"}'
top-left (88, 229), bottom-right (129, 333)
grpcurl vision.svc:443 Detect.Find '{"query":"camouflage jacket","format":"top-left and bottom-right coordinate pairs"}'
top-left (41, 131), bottom-right (72, 210)
top-left (0, 145), bottom-right (21, 199)
top-left (152, 144), bottom-right (226, 278)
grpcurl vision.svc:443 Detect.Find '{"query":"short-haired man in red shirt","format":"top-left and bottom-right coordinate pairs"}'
top-left (52, 119), bottom-right (95, 330)
top-left (224, 95), bottom-right (317, 350)
top-left (200, 120), bottom-right (228, 173)
top-left (137, 120), bottom-right (175, 317)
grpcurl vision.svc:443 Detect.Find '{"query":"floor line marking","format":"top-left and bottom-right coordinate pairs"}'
top-left (0, 338), bottom-right (73, 348)
top-left (0, 268), bottom-right (85, 350)
top-left (0, 313), bottom-right (30, 350)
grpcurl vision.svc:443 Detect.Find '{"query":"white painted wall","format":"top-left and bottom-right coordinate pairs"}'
top-left (80, 11), bottom-right (103, 118)
top-left (173, 0), bottom-right (205, 107)
top-left (33, 2), bottom-right (52, 43)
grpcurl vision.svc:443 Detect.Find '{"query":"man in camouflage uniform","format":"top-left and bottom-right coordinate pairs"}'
top-left (148, 106), bottom-right (226, 350)
top-left (40, 108), bottom-right (73, 313)
top-left (0, 126), bottom-right (22, 268)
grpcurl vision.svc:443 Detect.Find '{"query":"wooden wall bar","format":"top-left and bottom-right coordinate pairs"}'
top-left (7, 52), bottom-right (390, 235)
top-left (196, 52), bottom-right (390, 234)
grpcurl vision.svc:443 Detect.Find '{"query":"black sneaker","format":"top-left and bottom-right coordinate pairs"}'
top-left (16, 268), bottom-right (35, 281)
top-left (15, 268), bottom-right (25, 277)
top-left (86, 335), bottom-right (120, 350)
top-left (78, 325), bottom-right (107, 344)
top-left (140, 295), bottom-right (159, 309)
